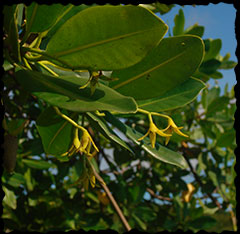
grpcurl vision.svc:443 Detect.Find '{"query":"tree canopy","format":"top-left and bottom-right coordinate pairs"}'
top-left (2, 3), bottom-right (237, 232)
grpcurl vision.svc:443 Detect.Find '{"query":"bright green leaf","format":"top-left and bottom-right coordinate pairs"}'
top-left (22, 159), bottom-right (53, 170)
top-left (46, 5), bottom-right (168, 70)
top-left (111, 35), bottom-right (204, 100)
top-left (3, 186), bottom-right (17, 210)
top-left (25, 3), bottom-right (71, 34)
top-left (137, 77), bottom-right (206, 112)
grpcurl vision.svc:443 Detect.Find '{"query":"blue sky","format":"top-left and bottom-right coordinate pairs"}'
top-left (158, 3), bottom-right (237, 91)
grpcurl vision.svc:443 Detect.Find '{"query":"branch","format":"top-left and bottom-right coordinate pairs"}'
top-left (146, 188), bottom-right (172, 202)
top-left (181, 142), bottom-right (222, 209)
top-left (88, 160), bottom-right (131, 232)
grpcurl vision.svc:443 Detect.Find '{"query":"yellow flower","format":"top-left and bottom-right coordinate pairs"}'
top-left (79, 130), bottom-right (99, 157)
top-left (182, 183), bottom-right (195, 202)
top-left (138, 120), bottom-right (171, 148)
top-left (61, 128), bottom-right (81, 157)
top-left (61, 128), bottom-right (99, 157)
top-left (162, 117), bottom-right (188, 145)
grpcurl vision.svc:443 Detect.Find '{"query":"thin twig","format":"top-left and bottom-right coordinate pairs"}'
top-left (88, 161), bottom-right (131, 232)
top-left (147, 188), bottom-right (172, 202)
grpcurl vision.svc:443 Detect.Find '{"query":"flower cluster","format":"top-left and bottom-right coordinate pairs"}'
top-left (61, 127), bottom-right (99, 157)
top-left (138, 110), bottom-right (188, 148)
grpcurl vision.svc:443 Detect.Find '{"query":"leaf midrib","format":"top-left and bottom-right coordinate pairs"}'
top-left (50, 27), bottom-right (163, 57)
top-left (112, 51), bottom-right (186, 90)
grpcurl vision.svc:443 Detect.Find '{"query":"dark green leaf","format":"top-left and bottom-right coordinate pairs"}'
top-left (189, 216), bottom-right (217, 230)
top-left (199, 59), bottom-right (221, 75)
top-left (203, 39), bottom-right (222, 61)
top-left (86, 112), bottom-right (134, 154)
top-left (185, 24), bottom-right (204, 37)
top-left (36, 106), bottom-right (74, 155)
top-left (15, 69), bottom-right (137, 113)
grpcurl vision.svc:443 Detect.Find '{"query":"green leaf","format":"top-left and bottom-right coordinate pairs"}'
top-left (15, 69), bottom-right (137, 113)
top-left (3, 186), bottom-right (17, 210)
top-left (104, 112), bottom-right (188, 169)
top-left (173, 9), bottom-right (185, 36)
top-left (25, 3), bottom-right (71, 34)
top-left (137, 77), bottom-right (206, 112)
top-left (41, 5), bottom-right (90, 49)
top-left (22, 159), bottom-right (53, 170)
top-left (216, 129), bottom-right (236, 147)
top-left (199, 59), bottom-right (221, 75)
top-left (110, 35), bottom-right (204, 100)
top-left (3, 172), bottom-right (26, 188)
top-left (3, 5), bottom-right (21, 62)
top-left (203, 39), bottom-right (222, 61)
top-left (86, 112), bottom-right (134, 154)
top-left (206, 96), bottom-right (229, 116)
top-left (46, 5), bottom-right (168, 70)
top-left (132, 213), bottom-right (147, 230)
top-left (36, 106), bottom-right (74, 155)
top-left (189, 216), bottom-right (217, 230)
top-left (185, 24), bottom-right (204, 37)
top-left (219, 60), bottom-right (237, 69)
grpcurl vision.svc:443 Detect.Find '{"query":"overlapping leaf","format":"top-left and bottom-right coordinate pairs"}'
top-left (45, 5), bottom-right (168, 70)
top-left (110, 35), bottom-right (204, 100)
top-left (137, 77), bottom-right (206, 112)
top-left (15, 70), bottom-right (137, 113)
top-left (104, 112), bottom-right (188, 169)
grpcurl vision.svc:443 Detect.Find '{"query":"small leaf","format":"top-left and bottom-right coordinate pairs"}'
top-left (3, 186), bottom-right (17, 210)
top-left (173, 9), bottom-right (185, 36)
top-left (203, 39), bottom-right (222, 61)
top-left (185, 24), bottom-right (204, 37)
top-left (22, 159), bottom-right (53, 170)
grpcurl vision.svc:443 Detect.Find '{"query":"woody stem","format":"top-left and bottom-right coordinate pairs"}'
top-left (88, 160), bottom-right (131, 231)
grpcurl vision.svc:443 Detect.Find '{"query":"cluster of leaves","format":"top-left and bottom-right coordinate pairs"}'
top-left (2, 3), bottom-right (236, 232)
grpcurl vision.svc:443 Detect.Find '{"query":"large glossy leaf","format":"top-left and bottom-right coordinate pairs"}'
top-left (110, 35), bottom-right (204, 100)
top-left (104, 112), bottom-right (188, 169)
top-left (36, 107), bottom-right (74, 155)
top-left (86, 112), bottom-right (134, 154)
top-left (45, 5), bottom-right (168, 70)
top-left (137, 77), bottom-right (206, 112)
top-left (15, 70), bottom-right (137, 113)
top-left (25, 3), bottom-right (71, 33)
